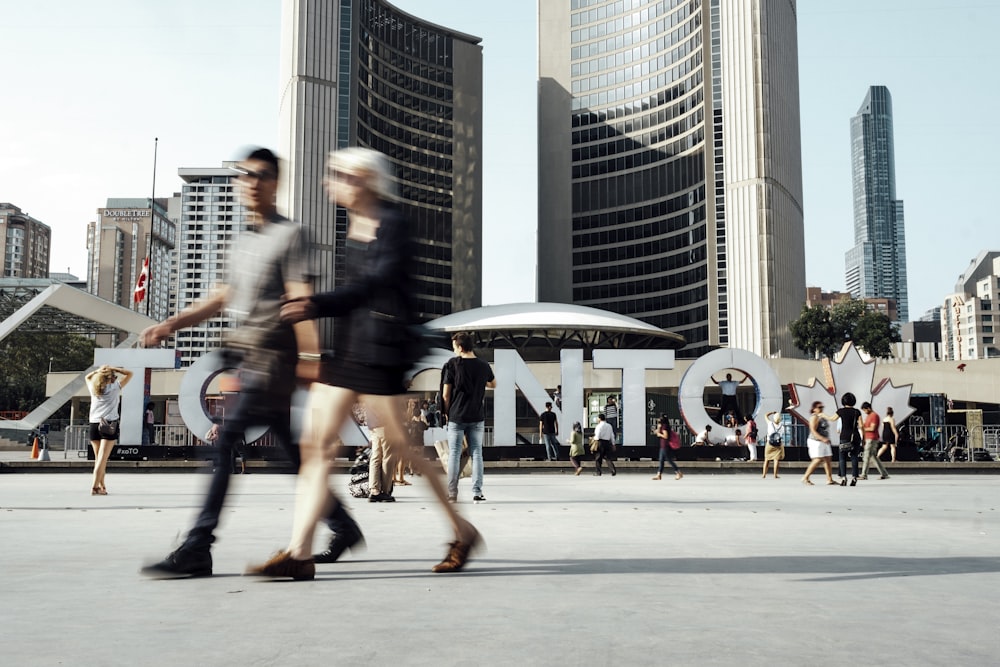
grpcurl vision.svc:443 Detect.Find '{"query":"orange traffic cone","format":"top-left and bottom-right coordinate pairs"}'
top-left (30, 437), bottom-right (39, 459)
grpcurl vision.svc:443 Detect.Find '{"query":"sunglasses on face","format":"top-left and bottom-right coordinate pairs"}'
top-left (233, 166), bottom-right (277, 182)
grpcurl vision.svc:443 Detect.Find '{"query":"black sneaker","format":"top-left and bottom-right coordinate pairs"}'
top-left (369, 493), bottom-right (396, 503)
top-left (314, 528), bottom-right (365, 563)
top-left (140, 547), bottom-right (212, 578)
top-left (473, 495), bottom-right (486, 504)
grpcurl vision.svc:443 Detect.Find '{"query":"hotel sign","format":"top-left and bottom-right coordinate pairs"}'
top-left (103, 208), bottom-right (150, 221)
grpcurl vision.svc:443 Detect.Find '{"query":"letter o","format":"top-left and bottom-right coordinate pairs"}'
top-left (178, 351), bottom-right (269, 444)
top-left (677, 348), bottom-right (783, 437)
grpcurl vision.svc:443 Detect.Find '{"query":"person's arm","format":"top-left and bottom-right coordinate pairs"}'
top-left (890, 418), bottom-right (899, 440)
top-left (113, 367), bottom-right (135, 389)
top-left (442, 383), bottom-right (453, 416)
top-left (283, 279), bottom-right (321, 382)
top-left (710, 375), bottom-right (718, 385)
top-left (141, 286), bottom-right (229, 347)
top-left (539, 416), bottom-right (544, 437)
top-left (554, 418), bottom-right (559, 436)
top-left (740, 373), bottom-right (749, 383)
top-left (309, 213), bottom-right (410, 319)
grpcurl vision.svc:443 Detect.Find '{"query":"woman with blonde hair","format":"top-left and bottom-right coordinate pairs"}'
top-left (247, 148), bottom-right (480, 580)
top-left (84, 364), bottom-right (134, 495)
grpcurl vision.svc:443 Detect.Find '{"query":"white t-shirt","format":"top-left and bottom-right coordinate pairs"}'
top-left (594, 420), bottom-right (615, 441)
top-left (89, 380), bottom-right (121, 423)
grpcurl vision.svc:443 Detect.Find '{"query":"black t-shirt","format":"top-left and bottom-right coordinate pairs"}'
top-left (441, 356), bottom-right (494, 423)
top-left (836, 407), bottom-right (861, 444)
top-left (540, 411), bottom-right (558, 435)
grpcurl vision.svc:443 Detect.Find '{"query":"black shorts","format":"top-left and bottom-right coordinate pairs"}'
top-left (89, 422), bottom-right (119, 442)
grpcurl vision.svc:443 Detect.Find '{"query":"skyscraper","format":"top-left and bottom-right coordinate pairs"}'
top-left (278, 0), bottom-right (483, 345)
top-left (86, 198), bottom-right (175, 323)
top-left (171, 164), bottom-right (247, 366)
top-left (845, 85), bottom-right (908, 323)
top-left (538, 0), bottom-right (805, 358)
top-left (0, 203), bottom-right (50, 278)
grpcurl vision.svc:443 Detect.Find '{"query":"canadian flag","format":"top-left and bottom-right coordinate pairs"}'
top-left (133, 256), bottom-right (150, 303)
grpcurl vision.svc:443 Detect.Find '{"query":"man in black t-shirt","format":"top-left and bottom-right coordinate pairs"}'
top-left (441, 332), bottom-right (496, 503)
top-left (539, 403), bottom-right (560, 461)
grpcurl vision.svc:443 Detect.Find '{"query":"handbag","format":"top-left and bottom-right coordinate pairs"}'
top-left (98, 418), bottom-right (119, 439)
top-left (768, 431), bottom-right (782, 446)
top-left (668, 431), bottom-right (681, 450)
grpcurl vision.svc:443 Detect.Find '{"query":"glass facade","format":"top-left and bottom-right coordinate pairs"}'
top-left (567, 0), bottom-right (712, 352)
top-left (845, 85), bottom-right (909, 323)
top-left (349, 0), bottom-right (463, 320)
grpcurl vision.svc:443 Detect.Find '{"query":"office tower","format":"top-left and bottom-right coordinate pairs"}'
top-left (845, 85), bottom-right (908, 323)
top-left (941, 251), bottom-right (1000, 361)
top-left (0, 203), bottom-right (51, 278)
top-left (538, 0), bottom-right (806, 358)
top-left (86, 198), bottom-right (175, 324)
top-left (278, 0), bottom-right (483, 345)
top-left (171, 165), bottom-right (247, 366)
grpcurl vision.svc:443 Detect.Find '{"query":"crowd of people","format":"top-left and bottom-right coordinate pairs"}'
top-left (77, 144), bottom-right (909, 583)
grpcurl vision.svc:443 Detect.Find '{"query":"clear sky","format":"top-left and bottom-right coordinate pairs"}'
top-left (2, 0), bottom-right (998, 318)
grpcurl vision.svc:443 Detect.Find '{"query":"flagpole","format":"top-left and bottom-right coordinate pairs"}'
top-left (146, 137), bottom-right (158, 318)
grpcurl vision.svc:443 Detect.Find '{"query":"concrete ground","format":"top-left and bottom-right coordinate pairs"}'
top-left (2, 469), bottom-right (998, 666)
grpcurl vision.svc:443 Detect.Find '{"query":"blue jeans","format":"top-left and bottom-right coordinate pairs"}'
top-left (543, 433), bottom-right (560, 460)
top-left (447, 421), bottom-right (484, 498)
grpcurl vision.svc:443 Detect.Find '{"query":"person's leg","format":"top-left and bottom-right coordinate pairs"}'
top-left (593, 445), bottom-right (603, 475)
top-left (665, 447), bottom-right (680, 474)
top-left (822, 456), bottom-right (834, 483)
top-left (802, 457), bottom-right (820, 482)
top-left (877, 443), bottom-right (888, 459)
top-left (367, 394), bottom-right (477, 546)
top-left (90, 439), bottom-right (113, 492)
top-left (368, 430), bottom-right (384, 497)
top-left (283, 384), bottom-right (357, 561)
top-left (655, 447), bottom-right (666, 478)
top-left (468, 421), bottom-right (485, 498)
top-left (606, 442), bottom-right (617, 475)
top-left (838, 447), bottom-right (847, 479)
top-left (860, 440), bottom-right (874, 478)
top-left (446, 421), bottom-right (464, 499)
top-left (871, 442), bottom-right (889, 477)
top-left (850, 448), bottom-right (860, 479)
top-left (379, 429), bottom-right (396, 496)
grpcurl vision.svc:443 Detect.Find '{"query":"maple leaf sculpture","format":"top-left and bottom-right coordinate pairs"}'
top-left (788, 342), bottom-right (915, 430)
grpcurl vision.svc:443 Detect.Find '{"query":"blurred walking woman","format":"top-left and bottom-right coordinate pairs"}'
top-left (85, 365), bottom-right (133, 495)
top-left (801, 400), bottom-right (837, 486)
top-left (247, 148), bottom-right (479, 580)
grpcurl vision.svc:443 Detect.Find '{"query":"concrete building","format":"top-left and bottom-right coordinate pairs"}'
top-left (845, 85), bottom-right (909, 323)
top-left (941, 251), bottom-right (1000, 361)
top-left (538, 0), bottom-right (806, 358)
top-left (171, 165), bottom-right (247, 367)
top-left (278, 0), bottom-right (483, 347)
top-left (0, 203), bottom-right (50, 279)
top-left (85, 198), bottom-right (176, 328)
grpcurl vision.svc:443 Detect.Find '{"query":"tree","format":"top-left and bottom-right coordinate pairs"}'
top-left (0, 332), bottom-right (97, 416)
top-left (789, 298), bottom-right (900, 359)
top-left (789, 304), bottom-right (839, 359)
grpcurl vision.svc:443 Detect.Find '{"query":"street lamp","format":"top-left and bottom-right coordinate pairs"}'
top-left (48, 357), bottom-right (54, 373)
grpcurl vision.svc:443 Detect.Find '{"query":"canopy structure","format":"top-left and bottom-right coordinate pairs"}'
top-left (428, 302), bottom-right (686, 361)
top-left (0, 279), bottom-right (158, 430)
top-left (0, 279), bottom-right (158, 342)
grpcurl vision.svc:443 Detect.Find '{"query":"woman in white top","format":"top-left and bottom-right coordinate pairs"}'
top-left (762, 411), bottom-right (785, 479)
top-left (85, 365), bottom-right (133, 495)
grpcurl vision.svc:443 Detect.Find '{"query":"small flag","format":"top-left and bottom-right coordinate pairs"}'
top-left (134, 257), bottom-right (150, 303)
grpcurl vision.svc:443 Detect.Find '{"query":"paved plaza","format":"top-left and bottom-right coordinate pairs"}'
top-left (2, 470), bottom-right (999, 666)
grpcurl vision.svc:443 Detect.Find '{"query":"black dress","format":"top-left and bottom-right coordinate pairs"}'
top-left (311, 204), bottom-right (417, 396)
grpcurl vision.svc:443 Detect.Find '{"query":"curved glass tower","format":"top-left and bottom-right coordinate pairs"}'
top-left (539, 0), bottom-right (805, 357)
top-left (279, 0), bottom-right (482, 338)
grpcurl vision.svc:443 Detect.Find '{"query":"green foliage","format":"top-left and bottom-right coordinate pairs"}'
top-left (0, 332), bottom-right (96, 414)
top-left (789, 298), bottom-right (901, 359)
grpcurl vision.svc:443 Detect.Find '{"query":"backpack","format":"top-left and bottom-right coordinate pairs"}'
top-left (347, 447), bottom-right (371, 498)
top-left (768, 431), bottom-right (782, 446)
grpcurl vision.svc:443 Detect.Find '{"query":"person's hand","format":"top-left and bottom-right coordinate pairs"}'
top-left (280, 297), bottom-right (317, 324)
top-left (296, 358), bottom-right (321, 384)
top-left (140, 323), bottom-right (173, 347)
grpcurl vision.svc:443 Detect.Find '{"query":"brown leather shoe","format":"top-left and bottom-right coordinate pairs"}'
top-left (245, 550), bottom-right (315, 580)
top-left (431, 528), bottom-right (482, 573)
